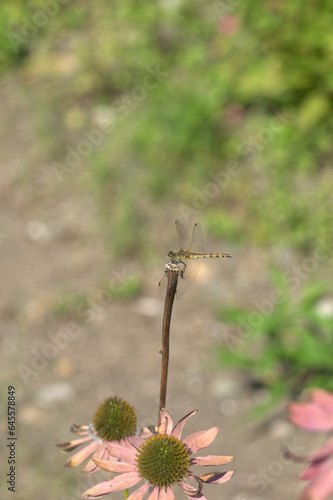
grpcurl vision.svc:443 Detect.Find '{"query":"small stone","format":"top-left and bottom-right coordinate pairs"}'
top-left (25, 220), bottom-right (52, 243)
top-left (315, 297), bottom-right (333, 318)
top-left (37, 383), bottom-right (74, 405)
top-left (135, 297), bottom-right (163, 317)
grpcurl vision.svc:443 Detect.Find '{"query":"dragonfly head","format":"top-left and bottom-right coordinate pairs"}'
top-left (167, 250), bottom-right (175, 260)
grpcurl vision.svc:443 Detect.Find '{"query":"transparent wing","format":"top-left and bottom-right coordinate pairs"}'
top-left (175, 220), bottom-right (190, 251)
top-left (188, 222), bottom-right (205, 254)
top-left (176, 259), bottom-right (200, 299)
top-left (158, 270), bottom-right (168, 293)
top-left (158, 263), bottom-right (183, 293)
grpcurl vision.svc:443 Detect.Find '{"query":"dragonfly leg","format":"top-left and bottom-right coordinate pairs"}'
top-left (179, 260), bottom-right (186, 279)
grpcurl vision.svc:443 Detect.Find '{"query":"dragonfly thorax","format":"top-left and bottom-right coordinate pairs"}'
top-left (159, 220), bottom-right (231, 299)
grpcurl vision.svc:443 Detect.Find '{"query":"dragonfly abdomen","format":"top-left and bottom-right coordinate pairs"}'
top-left (187, 252), bottom-right (231, 259)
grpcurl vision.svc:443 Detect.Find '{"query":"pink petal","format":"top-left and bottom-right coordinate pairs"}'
top-left (308, 437), bottom-right (333, 463)
top-left (93, 457), bottom-right (137, 473)
top-left (66, 441), bottom-right (99, 467)
top-left (300, 459), bottom-right (333, 500)
top-left (159, 409), bottom-right (173, 435)
top-left (301, 461), bottom-right (328, 481)
top-left (127, 435), bottom-right (145, 450)
top-left (312, 389), bottom-right (333, 408)
top-left (147, 487), bottom-right (159, 500)
top-left (83, 460), bottom-right (98, 474)
top-left (179, 480), bottom-right (208, 500)
top-left (158, 487), bottom-right (174, 499)
top-left (71, 424), bottom-right (89, 434)
top-left (106, 441), bottom-right (137, 464)
top-left (57, 436), bottom-right (92, 452)
top-left (82, 443), bottom-right (108, 473)
top-left (183, 427), bottom-right (218, 454)
top-left (127, 483), bottom-right (150, 499)
top-left (289, 390), bottom-right (333, 432)
top-left (199, 470), bottom-right (235, 484)
top-left (184, 493), bottom-right (207, 500)
top-left (172, 409), bottom-right (198, 440)
top-left (140, 427), bottom-right (156, 439)
top-left (83, 472), bottom-right (141, 498)
top-left (91, 444), bottom-right (109, 474)
top-left (191, 455), bottom-right (234, 466)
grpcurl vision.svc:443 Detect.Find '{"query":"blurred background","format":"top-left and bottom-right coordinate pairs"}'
top-left (1, 1), bottom-right (333, 499)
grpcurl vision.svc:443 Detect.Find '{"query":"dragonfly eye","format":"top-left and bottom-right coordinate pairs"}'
top-left (168, 251), bottom-right (175, 258)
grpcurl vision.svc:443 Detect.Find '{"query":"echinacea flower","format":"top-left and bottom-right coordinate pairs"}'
top-left (83, 408), bottom-right (235, 499)
top-left (286, 388), bottom-right (333, 500)
top-left (57, 396), bottom-right (138, 474)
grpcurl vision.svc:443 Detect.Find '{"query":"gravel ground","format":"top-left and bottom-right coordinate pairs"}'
top-left (0, 77), bottom-right (321, 500)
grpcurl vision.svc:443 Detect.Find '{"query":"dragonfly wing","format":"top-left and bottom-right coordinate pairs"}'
top-left (188, 222), bottom-right (205, 254)
top-left (158, 263), bottom-right (183, 293)
top-left (176, 259), bottom-right (200, 299)
top-left (158, 271), bottom-right (168, 292)
top-left (175, 220), bottom-right (190, 250)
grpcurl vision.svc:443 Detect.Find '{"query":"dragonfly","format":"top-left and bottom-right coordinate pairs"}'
top-left (159, 220), bottom-right (231, 298)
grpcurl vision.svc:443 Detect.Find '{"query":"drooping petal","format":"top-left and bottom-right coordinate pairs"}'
top-left (190, 455), bottom-right (234, 466)
top-left (300, 458), bottom-right (333, 500)
top-left (172, 409), bottom-right (198, 440)
top-left (139, 426), bottom-right (156, 439)
top-left (127, 435), bottom-right (145, 450)
top-left (184, 493), bottom-right (207, 500)
top-left (289, 389), bottom-right (333, 432)
top-left (301, 460), bottom-right (328, 481)
top-left (106, 441), bottom-right (138, 464)
top-left (199, 470), bottom-right (235, 484)
top-left (308, 437), bottom-right (333, 462)
top-left (179, 480), bottom-right (208, 500)
top-left (159, 409), bottom-right (174, 436)
top-left (71, 424), bottom-right (89, 434)
top-left (57, 436), bottom-right (92, 452)
top-left (66, 440), bottom-right (99, 467)
top-left (127, 482), bottom-right (150, 499)
top-left (93, 457), bottom-right (137, 473)
top-left (183, 427), bottom-right (218, 454)
top-left (83, 472), bottom-right (141, 498)
top-left (82, 443), bottom-right (108, 473)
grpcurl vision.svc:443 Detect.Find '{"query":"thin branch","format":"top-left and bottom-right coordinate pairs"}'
top-left (159, 267), bottom-right (179, 415)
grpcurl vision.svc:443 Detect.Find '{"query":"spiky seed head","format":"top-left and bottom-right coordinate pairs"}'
top-left (92, 396), bottom-right (137, 441)
top-left (136, 434), bottom-right (190, 488)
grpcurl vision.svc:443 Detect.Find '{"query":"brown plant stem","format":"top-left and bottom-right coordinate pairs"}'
top-left (159, 268), bottom-right (179, 416)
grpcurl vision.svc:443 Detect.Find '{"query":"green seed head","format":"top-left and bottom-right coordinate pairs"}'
top-left (137, 434), bottom-right (190, 488)
top-left (92, 396), bottom-right (137, 441)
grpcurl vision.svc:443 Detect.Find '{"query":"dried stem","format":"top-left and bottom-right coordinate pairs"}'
top-left (159, 268), bottom-right (179, 415)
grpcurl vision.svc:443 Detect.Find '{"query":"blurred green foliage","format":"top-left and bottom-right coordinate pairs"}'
top-left (109, 275), bottom-right (142, 300)
top-left (53, 290), bottom-right (89, 318)
top-left (217, 267), bottom-right (333, 415)
top-left (2, 0), bottom-right (333, 257)
top-left (53, 275), bottom-right (142, 319)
